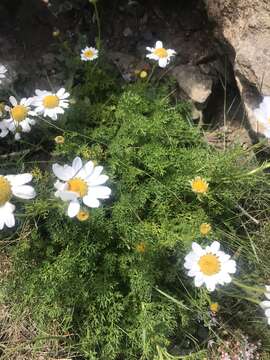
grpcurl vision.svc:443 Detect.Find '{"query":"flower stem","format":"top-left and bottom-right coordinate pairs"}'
top-left (92, 1), bottom-right (101, 51)
top-left (233, 279), bottom-right (266, 294)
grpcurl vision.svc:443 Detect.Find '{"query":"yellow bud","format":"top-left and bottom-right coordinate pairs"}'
top-left (210, 302), bottom-right (219, 313)
top-left (200, 223), bottom-right (212, 236)
top-left (136, 242), bottom-right (146, 253)
top-left (53, 30), bottom-right (60, 37)
top-left (76, 210), bottom-right (89, 221)
top-left (140, 70), bottom-right (148, 79)
top-left (54, 135), bottom-right (65, 144)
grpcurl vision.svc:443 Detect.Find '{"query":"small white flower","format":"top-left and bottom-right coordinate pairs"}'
top-left (254, 96), bottom-right (270, 138)
top-left (0, 65), bottom-right (7, 84)
top-left (80, 46), bottom-right (99, 61)
top-left (146, 41), bottom-right (176, 68)
top-left (52, 157), bottom-right (111, 218)
top-left (1, 96), bottom-right (36, 140)
top-left (260, 285), bottom-right (270, 325)
top-left (33, 88), bottom-right (70, 121)
top-left (184, 241), bottom-right (236, 292)
top-left (0, 173), bottom-right (36, 230)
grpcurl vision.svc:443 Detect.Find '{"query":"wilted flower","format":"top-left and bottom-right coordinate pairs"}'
top-left (184, 241), bottom-right (236, 292)
top-left (146, 41), bottom-right (176, 68)
top-left (52, 156), bottom-right (111, 218)
top-left (0, 173), bottom-right (36, 230)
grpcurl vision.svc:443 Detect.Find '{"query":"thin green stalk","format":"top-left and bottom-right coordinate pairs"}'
top-left (233, 279), bottom-right (266, 294)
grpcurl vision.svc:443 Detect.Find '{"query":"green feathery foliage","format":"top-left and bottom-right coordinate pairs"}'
top-left (5, 63), bottom-right (270, 359)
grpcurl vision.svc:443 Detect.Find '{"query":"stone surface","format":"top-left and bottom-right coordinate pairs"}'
top-left (205, 0), bottom-right (270, 139)
top-left (172, 65), bottom-right (213, 105)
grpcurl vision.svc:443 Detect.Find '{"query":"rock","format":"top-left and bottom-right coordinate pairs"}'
top-left (204, 0), bottom-right (270, 139)
top-left (172, 65), bottom-right (213, 106)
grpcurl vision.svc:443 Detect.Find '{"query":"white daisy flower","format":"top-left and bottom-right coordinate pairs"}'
top-left (146, 41), bottom-right (176, 68)
top-left (260, 285), bottom-right (270, 325)
top-left (52, 157), bottom-right (111, 218)
top-left (33, 88), bottom-right (70, 121)
top-left (0, 65), bottom-right (7, 84)
top-left (0, 173), bottom-right (36, 230)
top-left (184, 241), bottom-right (236, 292)
top-left (1, 96), bottom-right (36, 140)
top-left (254, 96), bottom-right (270, 138)
top-left (80, 46), bottom-right (99, 61)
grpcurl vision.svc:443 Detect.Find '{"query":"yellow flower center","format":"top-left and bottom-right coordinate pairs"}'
top-left (84, 50), bottom-right (94, 59)
top-left (153, 47), bottom-right (168, 58)
top-left (42, 95), bottom-right (60, 109)
top-left (200, 223), bottom-right (212, 236)
top-left (0, 176), bottom-right (12, 206)
top-left (76, 210), bottom-right (89, 221)
top-left (11, 105), bottom-right (28, 122)
top-left (198, 253), bottom-right (221, 276)
top-left (191, 177), bottom-right (208, 194)
top-left (67, 178), bottom-right (88, 197)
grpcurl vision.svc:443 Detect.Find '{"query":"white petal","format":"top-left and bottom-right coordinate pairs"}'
top-left (83, 195), bottom-right (100, 208)
top-left (52, 164), bottom-right (75, 181)
top-left (59, 190), bottom-right (78, 202)
top-left (88, 185), bottom-right (111, 199)
top-left (194, 274), bottom-right (204, 287)
top-left (260, 300), bottom-right (270, 309)
top-left (9, 96), bottom-right (17, 106)
top-left (158, 58), bottom-right (168, 68)
top-left (192, 242), bottom-right (203, 256)
top-left (210, 241), bottom-right (220, 253)
top-left (224, 259), bottom-right (236, 273)
top-left (205, 278), bottom-right (217, 292)
top-left (67, 200), bottom-right (80, 217)
top-left (6, 173), bottom-right (32, 186)
top-left (57, 88), bottom-right (66, 97)
top-left (155, 41), bottom-right (163, 48)
top-left (72, 157), bottom-right (83, 174)
top-left (12, 185), bottom-right (36, 199)
top-left (4, 211), bottom-right (15, 228)
top-left (87, 174), bottom-right (109, 186)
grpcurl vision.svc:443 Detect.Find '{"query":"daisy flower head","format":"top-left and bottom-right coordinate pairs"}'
top-left (190, 176), bottom-right (209, 194)
top-left (0, 173), bottom-right (36, 230)
top-left (0, 65), bottom-right (7, 84)
top-left (80, 46), bottom-right (98, 62)
top-left (1, 96), bottom-right (36, 140)
top-left (254, 96), bottom-right (270, 138)
top-left (52, 156), bottom-right (111, 218)
top-left (184, 241), bottom-right (236, 292)
top-left (146, 41), bottom-right (176, 68)
top-left (33, 88), bottom-right (70, 121)
top-left (260, 285), bottom-right (270, 325)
